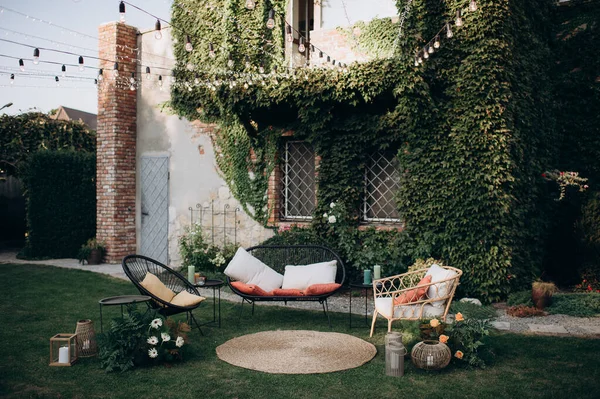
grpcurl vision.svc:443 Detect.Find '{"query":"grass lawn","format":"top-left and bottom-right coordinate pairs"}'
top-left (1, 264), bottom-right (599, 399)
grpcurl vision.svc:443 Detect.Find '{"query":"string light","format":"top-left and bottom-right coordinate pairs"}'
top-left (208, 42), bottom-right (215, 58)
top-left (266, 9), bottom-right (275, 29)
top-left (98, 68), bottom-right (103, 82)
top-left (33, 48), bottom-right (40, 65)
top-left (434, 35), bottom-right (440, 49)
top-left (259, 64), bottom-right (265, 74)
top-left (78, 56), bottom-right (84, 71)
top-left (158, 75), bottom-right (163, 89)
top-left (455, 10), bottom-right (463, 27)
top-left (298, 37), bottom-right (305, 53)
top-left (61, 64), bottom-right (66, 77)
top-left (428, 45), bottom-right (434, 54)
top-left (244, 56), bottom-right (251, 69)
top-left (19, 59), bottom-right (24, 72)
top-left (185, 35), bottom-right (193, 52)
top-left (10, 73), bottom-right (14, 84)
top-left (55, 76), bottom-right (60, 87)
top-left (154, 19), bottom-right (162, 40)
top-left (129, 72), bottom-right (136, 90)
top-left (446, 23), bottom-right (453, 38)
top-left (113, 62), bottom-right (119, 78)
top-left (146, 66), bottom-right (151, 80)
top-left (245, 0), bottom-right (256, 10)
top-left (119, 1), bottom-right (126, 23)
top-left (469, 1), bottom-right (477, 12)
top-left (227, 54), bottom-right (234, 68)
top-left (286, 25), bottom-right (293, 42)
top-left (423, 50), bottom-right (429, 60)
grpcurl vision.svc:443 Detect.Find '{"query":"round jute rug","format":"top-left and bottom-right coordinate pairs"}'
top-left (216, 330), bottom-right (377, 374)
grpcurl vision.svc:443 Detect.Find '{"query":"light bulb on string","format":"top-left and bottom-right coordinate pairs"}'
top-left (227, 54), bottom-right (234, 68)
top-left (78, 56), bottom-right (84, 71)
top-left (19, 59), bottom-right (25, 72)
top-left (414, 57), bottom-right (419, 67)
top-left (266, 9), bottom-right (275, 29)
top-left (418, 54), bottom-right (423, 64)
top-left (194, 75), bottom-right (200, 85)
top-left (455, 10), bottom-right (463, 27)
top-left (319, 51), bottom-right (323, 58)
top-left (186, 62), bottom-right (194, 71)
top-left (154, 19), bottom-right (162, 40)
top-left (423, 49), bottom-right (429, 59)
top-left (119, 1), bottom-right (126, 23)
top-left (286, 25), bottom-right (293, 42)
top-left (10, 74), bottom-right (14, 85)
top-left (55, 76), bottom-right (60, 87)
top-left (245, 56), bottom-right (251, 69)
top-left (434, 35), bottom-right (440, 49)
top-left (332, 59), bottom-right (336, 66)
top-left (259, 64), bottom-right (265, 74)
top-left (130, 72), bottom-right (135, 84)
top-left (446, 23), bottom-right (453, 38)
top-left (298, 37), bottom-right (305, 53)
top-left (146, 66), bottom-right (151, 80)
top-left (326, 55), bottom-right (330, 63)
top-left (170, 73), bottom-right (176, 83)
top-left (158, 75), bottom-right (163, 89)
top-left (98, 68), bottom-right (103, 82)
top-left (33, 48), bottom-right (40, 64)
top-left (428, 45), bottom-right (434, 54)
top-left (61, 64), bottom-right (66, 77)
top-left (94, 79), bottom-right (98, 85)
top-left (209, 42), bottom-right (215, 58)
top-left (245, 0), bottom-right (255, 10)
top-left (185, 35), bottom-right (193, 52)
top-left (113, 62), bottom-right (119, 78)
top-left (311, 45), bottom-right (315, 53)
top-left (469, 1), bottom-right (477, 12)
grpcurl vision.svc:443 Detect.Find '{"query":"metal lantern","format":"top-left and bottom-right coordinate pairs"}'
top-left (385, 332), bottom-right (407, 377)
top-left (49, 333), bottom-right (77, 366)
top-left (75, 319), bottom-right (98, 357)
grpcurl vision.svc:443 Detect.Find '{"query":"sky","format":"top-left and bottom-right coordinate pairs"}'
top-left (0, 0), bottom-right (172, 116)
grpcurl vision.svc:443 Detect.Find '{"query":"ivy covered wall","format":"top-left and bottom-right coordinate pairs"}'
top-left (167, 0), bottom-right (591, 303)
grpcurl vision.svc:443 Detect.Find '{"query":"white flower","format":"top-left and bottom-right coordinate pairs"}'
top-left (176, 336), bottom-right (185, 348)
top-left (161, 332), bottom-right (170, 342)
top-left (328, 215), bottom-right (337, 224)
top-left (148, 348), bottom-right (158, 358)
top-left (330, 202), bottom-right (336, 208)
top-left (323, 213), bottom-right (328, 218)
top-left (150, 318), bottom-right (163, 329)
top-left (147, 336), bottom-right (159, 345)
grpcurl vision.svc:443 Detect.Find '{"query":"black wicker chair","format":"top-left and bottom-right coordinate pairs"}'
top-left (122, 254), bottom-right (204, 332)
top-left (226, 245), bottom-right (346, 327)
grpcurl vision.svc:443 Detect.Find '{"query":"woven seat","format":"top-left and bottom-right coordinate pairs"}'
top-left (122, 255), bottom-right (204, 331)
top-left (226, 245), bottom-right (346, 327)
top-left (370, 266), bottom-right (462, 337)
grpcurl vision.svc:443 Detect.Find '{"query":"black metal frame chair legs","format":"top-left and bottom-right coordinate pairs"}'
top-left (186, 311), bottom-right (204, 336)
top-left (321, 299), bottom-right (332, 328)
top-left (238, 298), bottom-right (256, 321)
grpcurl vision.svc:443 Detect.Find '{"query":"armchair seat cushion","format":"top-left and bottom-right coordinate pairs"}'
top-left (230, 281), bottom-right (272, 296)
top-left (375, 298), bottom-right (444, 319)
top-left (272, 288), bottom-right (304, 296)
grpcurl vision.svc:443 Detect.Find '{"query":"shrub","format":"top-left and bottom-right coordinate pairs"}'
top-left (546, 293), bottom-right (600, 317)
top-left (507, 290), bottom-right (534, 307)
top-left (19, 150), bottom-right (96, 259)
top-left (178, 223), bottom-right (236, 273)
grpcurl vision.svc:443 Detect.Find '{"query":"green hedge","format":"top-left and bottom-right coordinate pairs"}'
top-left (20, 151), bottom-right (96, 259)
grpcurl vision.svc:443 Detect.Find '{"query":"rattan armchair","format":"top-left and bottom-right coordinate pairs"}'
top-left (122, 255), bottom-right (204, 331)
top-left (370, 266), bottom-right (462, 337)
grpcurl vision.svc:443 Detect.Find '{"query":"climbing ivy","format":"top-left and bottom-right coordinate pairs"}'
top-left (168, 0), bottom-right (591, 303)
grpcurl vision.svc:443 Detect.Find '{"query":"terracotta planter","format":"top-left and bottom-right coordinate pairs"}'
top-left (532, 289), bottom-right (552, 310)
top-left (87, 249), bottom-right (103, 265)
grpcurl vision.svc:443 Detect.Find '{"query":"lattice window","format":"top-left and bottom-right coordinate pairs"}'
top-left (280, 141), bottom-right (316, 220)
top-left (363, 152), bottom-right (401, 223)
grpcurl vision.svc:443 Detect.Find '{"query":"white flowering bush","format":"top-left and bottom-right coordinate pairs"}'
top-left (179, 222), bottom-right (237, 273)
top-left (146, 317), bottom-right (190, 363)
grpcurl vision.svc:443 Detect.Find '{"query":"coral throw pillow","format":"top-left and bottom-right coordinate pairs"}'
top-left (393, 275), bottom-right (432, 305)
top-left (231, 281), bottom-right (272, 296)
top-left (140, 272), bottom-right (175, 304)
top-left (304, 283), bottom-right (342, 296)
top-left (170, 291), bottom-right (206, 307)
top-left (272, 288), bottom-right (305, 296)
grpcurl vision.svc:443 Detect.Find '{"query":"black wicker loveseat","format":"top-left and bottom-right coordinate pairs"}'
top-left (226, 245), bottom-right (346, 327)
top-left (122, 254), bottom-right (205, 331)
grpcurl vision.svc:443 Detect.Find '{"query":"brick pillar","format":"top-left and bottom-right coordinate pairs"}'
top-left (97, 22), bottom-right (138, 263)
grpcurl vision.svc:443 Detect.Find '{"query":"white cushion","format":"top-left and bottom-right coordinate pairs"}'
top-left (223, 248), bottom-right (284, 292)
top-left (375, 297), bottom-right (444, 319)
top-left (425, 264), bottom-right (458, 307)
top-left (281, 260), bottom-right (337, 291)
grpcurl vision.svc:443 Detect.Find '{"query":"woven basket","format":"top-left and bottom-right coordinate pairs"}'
top-left (411, 340), bottom-right (451, 370)
top-left (75, 319), bottom-right (98, 357)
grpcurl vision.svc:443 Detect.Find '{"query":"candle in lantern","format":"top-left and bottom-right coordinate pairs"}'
top-left (374, 265), bottom-right (381, 280)
top-left (188, 265), bottom-right (195, 283)
top-left (58, 346), bottom-right (69, 364)
top-left (83, 340), bottom-right (90, 350)
top-left (427, 354), bottom-right (434, 367)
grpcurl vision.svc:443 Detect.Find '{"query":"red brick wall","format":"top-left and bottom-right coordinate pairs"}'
top-left (96, 22), bottom-right (138, 263)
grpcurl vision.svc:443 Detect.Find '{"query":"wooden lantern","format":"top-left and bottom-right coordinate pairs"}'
top-left (49, 333), bottom-right (77, 366)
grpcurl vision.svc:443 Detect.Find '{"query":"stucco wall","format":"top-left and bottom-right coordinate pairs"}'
top-left (136, 30), bottom-right (273, 266)
top-left (319, 0), bottom-right (397, 29)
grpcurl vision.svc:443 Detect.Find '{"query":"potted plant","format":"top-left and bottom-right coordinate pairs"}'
top-left (78, 238), bottom-right (106, 265)
top-left (531, 281), bottom-right (557, 310)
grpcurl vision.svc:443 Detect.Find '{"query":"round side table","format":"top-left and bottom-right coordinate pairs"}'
top-left (98, 295), bottom-right (151, 332)
top-left (194, 279), bottom-right (224, 327)
top-left (349, 283), bottom-right (373, 328)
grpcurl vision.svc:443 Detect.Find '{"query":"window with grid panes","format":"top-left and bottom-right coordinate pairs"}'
top-left (280, 141), bottom-right (316, 220)
top-left (363, 152), bottom-right (401, 223)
